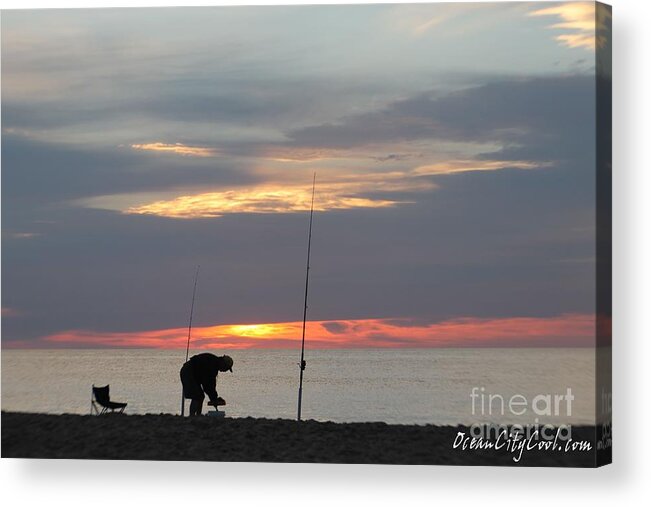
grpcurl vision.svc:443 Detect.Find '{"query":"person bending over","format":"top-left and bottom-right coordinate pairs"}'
top-left (180, 353), bottom-right (233, 416)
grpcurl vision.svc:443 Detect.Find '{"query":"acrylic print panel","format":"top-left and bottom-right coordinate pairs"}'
top-left (0, 1), bottom-right (612, 466)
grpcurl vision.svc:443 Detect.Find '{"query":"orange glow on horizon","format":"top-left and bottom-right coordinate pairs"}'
top-left (11, 314), bottom-right (597, 349)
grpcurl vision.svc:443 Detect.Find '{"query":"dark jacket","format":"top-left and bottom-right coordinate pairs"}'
top-left (188, 353), bottom-right (223, 405)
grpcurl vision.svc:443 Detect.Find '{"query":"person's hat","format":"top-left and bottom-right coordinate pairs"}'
top-left (222, 355), bottom-right (233, 372)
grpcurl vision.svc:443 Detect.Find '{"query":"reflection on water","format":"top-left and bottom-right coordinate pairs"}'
top-left (1, 348), bottom-right (595, 425)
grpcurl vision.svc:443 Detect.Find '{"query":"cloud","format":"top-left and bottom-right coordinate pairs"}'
top-left (82, 157), bottom-right (545, 219)
top-left (130, 142), bottom-right (220, 158)
top-left (1, 307), bottom-right (22, 318)
top-left (123, 185), bottom-right (407, 219)
top-left (0, 134), bottom-right (259, 208)
top-left (321, 321), bottom-right (348, 334)
top-left (1, 8), bottom-right (600, 349)
top-left (2, 162), bottom-right (597, 344)
top-left (388, 2), bottom-right (516, 39)
top-left (3, 231), bottom-right (41, 240)
top-left (258, 147), bottom-right (352, 163)
top-left (3, 75), bottom-right (591, 220)
top-left (413, 159), bottom-right (547, 176)
top-left (4, 313), bottom-right (594, 349)
top-left (529, 2), bottom-right (600, 50)
top-left (286, 76), bottom-right (594, 157)
top-left (412, 16), bottom-right (445, 36)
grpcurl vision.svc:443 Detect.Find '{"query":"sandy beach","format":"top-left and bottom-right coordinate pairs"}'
top-left (2, 412), bottom-right (600, 466)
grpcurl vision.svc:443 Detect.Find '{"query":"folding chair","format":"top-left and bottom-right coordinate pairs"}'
top-left (90, 385), bottom-right (127, 415)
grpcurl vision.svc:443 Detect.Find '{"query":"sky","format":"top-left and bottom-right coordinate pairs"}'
top-left (1, 2), bottom-right (610, 349)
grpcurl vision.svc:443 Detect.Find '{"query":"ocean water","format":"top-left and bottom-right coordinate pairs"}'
top-left (1, 348), bottom-right (595, 425)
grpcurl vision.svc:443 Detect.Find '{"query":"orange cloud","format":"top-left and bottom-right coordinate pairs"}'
top-left (25, 314), bottom-right (595, 349)
top-left (125, 185), bottom-right (407, 218)
top-left (260, 147), bottom-right (348, 163)
top-left (1, 307), bottom-right (22, 317)
top-left (413, 159), bottom-right (546, 176)
top-left (92, 157), bottom-right (542, 219)
top-left (529, 2), bottom-right (601, 50)
top-left (130, 142), bottom-right (219, 157)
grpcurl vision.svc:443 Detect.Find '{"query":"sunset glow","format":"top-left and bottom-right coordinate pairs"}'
top-left (131, 142), bottom-right (219, 157)
top-left (125, 187), bottom-right (405, 218)
top-left (117, 159), bottom-right (542, 219)
top-left (2, 4), bottom-right (605, 351)
top-left (530, 2), bottom-right (597, 50)
top-left (13, 314), bottom-right (596, 350)
top-left (413, 159), bottom-right (546, 176)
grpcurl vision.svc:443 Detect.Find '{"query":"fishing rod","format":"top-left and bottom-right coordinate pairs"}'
top-left (297, 173), bottom-right (316, 421)
top-left (181, 265), bottom-right (200, 416)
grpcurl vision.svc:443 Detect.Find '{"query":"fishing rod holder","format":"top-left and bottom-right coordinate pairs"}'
top-left (299, 360), bottom-right (306, 371)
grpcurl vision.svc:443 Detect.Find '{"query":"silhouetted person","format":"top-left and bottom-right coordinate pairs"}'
top-left (180, 353), bottom-right (233, 416)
